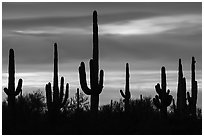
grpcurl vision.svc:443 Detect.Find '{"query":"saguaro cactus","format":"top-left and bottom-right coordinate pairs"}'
top-left (153, 66), bottom-right (172, 117)
top-left (120, 63), bottom-right (131, 112)
top-left (176, 59), bottom-right (187, 116)
top-left (187, 57), bottom-right (198, 117)
top-left (45, 43), bottom-right (69, 117)
top-left (76, 88), bottom-right (80, 112)
top-left (4, 49), bottom-right (23, 113)
top-left (79, 10), bottom-right (104, 114)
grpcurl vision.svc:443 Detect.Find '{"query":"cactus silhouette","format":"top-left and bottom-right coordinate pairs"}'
top-left (176, 59), bottom-right (187, 116)
top-left (79, 10), bottom-right (104, 114)
top-left (76, 88), bottom-right (80, 112)
top-left (45, 43), bottom-right (69, 118)
top-left (140, 95), bottom-right (143, 101)
top-left (172, 98), bottom-right (176, 114)
top-left (120, 63), bottom-right (131, 112)
top-left (187, 57), bottom-right (198, 117)
top-left (110, 100), bottom-right (113, 110)
top-left (153, 66), bottom-right (172, 117)
top-left (4, 49), bottom-right (23, 121)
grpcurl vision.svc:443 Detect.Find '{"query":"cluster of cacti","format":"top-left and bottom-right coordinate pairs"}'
top-left (120, 63), bottom-right (131, 112)
top-left (187, 57), bottom-right (198, 117)
top-left (45, 43), bottom-right (69, 118)
top-left (176, 59), bottom-right (187, 116)
top-left (79, 10), bottom-right (104, 114)
top-left (153, 66), bottom-right (172, 117)
top-left (3, 10), bottom-right (200, 122)
top-left (175, 57), bottom-right (198, 118)
top-left (4, 49), bottom-right (23, 117)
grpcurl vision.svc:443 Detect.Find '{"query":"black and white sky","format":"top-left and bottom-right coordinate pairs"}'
top-left (2, 2), bottom-right (202, 107)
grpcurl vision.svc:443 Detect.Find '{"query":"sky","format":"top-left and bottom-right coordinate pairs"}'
top-left (2, 2), bottom-right (202, 107)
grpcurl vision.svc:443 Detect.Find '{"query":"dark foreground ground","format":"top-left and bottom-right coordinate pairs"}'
top-left (2, 91), bottom-right (202, 135)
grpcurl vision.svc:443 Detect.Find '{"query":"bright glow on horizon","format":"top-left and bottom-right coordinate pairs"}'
top-left (2, 70), bottom-right (202, 107)
top-left (2, 70), bottom-right (202, 91)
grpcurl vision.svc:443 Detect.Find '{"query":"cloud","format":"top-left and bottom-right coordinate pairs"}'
top-left (99, 14), bottom-right (201, 35)
top-left (2, 3), bottom-right (202, 72)
top-left (13, 27), bottom-right (90, 36)
top-left (2, 23), bottom-right (202, 72)
top-left (4, 13), bottom-right (201, 38)
top-left (2, 11), bottom-right (157, 30)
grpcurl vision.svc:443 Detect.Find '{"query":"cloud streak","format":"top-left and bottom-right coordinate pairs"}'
top-left (99, 14), bottom-right (201, 35)
top-left (5, 13), bottom-right (201, 38)
top-left (13, 27), bottom-right (89, 36)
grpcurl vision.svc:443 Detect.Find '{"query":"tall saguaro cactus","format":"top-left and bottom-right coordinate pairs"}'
top-left (79, 10), bottom-right (104, 114)
top-left (187, 57), bottom-right (198, 117)
top-left (176, 59), bottom-right (187, 116)
top-left (4, 49), bottom-right (23, 113)
top-left (153, 66), bottom-right (172, 117)
top-left (120, 63), bottom-right (131, 112)
top-left (45, 43), bottom-right (69, 118)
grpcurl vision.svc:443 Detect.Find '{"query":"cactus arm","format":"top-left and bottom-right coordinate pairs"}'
top-left (153, 95), bottom-right (161, 109)
top-left (46, 82), bottom-right (52, 110)
top-left (191, 57), bottom-right (196, 87)
top-left (59, 77), bottom-right (64, 103)
top-left (187, 92), bottom-right (191, 103)
top-left (79, 62), bottom-right (92, 95)
top-left (4, 88), bottom-right (10, 95)
top-left (166, 95), bottom-right (173, 106)
top-left (97, 69), bottom-right (104, 94)
top-left (14, 79), bottom-right (23, 96)
top-left (99, 70), bottom-right (104, 86)
top-left (155, 83), bottom-right (162, 95)
top-left (120, 90), bottom-right (126, 98)
top-left (167, 89), bottom-right (170, 95)
top-left (61, 83), bottom-right (69, 107)
top-left (165, 90), bottom-right (173, 106)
